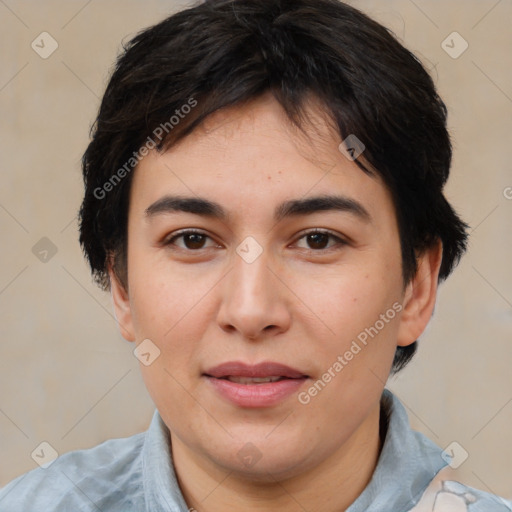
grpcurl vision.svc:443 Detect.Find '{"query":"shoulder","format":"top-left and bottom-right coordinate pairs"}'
top-left (410, 468), bottom-right (512, 512)
top-left (442, 481), bottom-right (512, 512)
top-left (0, 432), bottom-right (146, 512)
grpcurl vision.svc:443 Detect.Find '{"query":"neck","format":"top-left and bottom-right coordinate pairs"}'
top-left (171, 401), bottom-right (384, 512)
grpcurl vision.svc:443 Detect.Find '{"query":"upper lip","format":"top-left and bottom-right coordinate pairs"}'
top-left (204, 361), bottom-right (308, 379)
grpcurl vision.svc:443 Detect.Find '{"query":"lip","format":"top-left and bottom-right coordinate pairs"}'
top-left (203, 361), bottom-right (309, 408)
top-left (204, 361), bottom-right (308, 379)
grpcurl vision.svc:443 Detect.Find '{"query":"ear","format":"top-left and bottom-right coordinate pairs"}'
top-left (108, 257), bottom-right (136, 343)
top-left (397, 240), bottom-right (443, 347)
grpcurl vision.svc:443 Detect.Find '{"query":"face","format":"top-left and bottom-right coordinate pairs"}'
top-left (110, 93), bottom-right (439, 482)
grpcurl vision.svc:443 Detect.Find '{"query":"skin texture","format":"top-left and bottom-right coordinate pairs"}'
top-left (110, 93), bottom-right (442, 512)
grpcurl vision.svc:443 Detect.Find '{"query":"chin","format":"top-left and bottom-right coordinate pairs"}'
top-left (209, 441), bottom-right (315, 483)
top-left (228, 459), bottom-right (305, 484)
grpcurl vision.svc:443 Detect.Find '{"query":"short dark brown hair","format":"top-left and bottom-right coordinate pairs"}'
top-left (79, 0), bottom-right (468, 373)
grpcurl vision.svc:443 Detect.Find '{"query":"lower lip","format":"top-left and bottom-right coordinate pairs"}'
top-left (204, 376), bottom-right (308, 408)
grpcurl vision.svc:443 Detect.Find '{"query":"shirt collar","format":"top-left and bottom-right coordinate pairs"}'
top-left (142, 388), bottom-right (447, 511)
top-left (347, 388), bottom-right (447, 512)
top-left (142, 411), bottom-right (190, 511)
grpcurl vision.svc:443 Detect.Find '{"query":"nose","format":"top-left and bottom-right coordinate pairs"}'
top-left (216, 243), bottom-right (292, 341)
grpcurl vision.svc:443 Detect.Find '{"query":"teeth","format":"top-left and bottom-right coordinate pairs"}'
top-left (225, 376), bottom-right (283, 384)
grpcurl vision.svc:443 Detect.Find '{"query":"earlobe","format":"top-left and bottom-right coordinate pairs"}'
top-left (108, 260), bottom-right (136, 343)
top-left (396, 241), bottom-right (443, 347)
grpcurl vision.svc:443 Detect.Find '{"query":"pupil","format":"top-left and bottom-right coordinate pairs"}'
top-left (308, 233), bottom-right (328, 249)
top-left (185, 233), bottom-right (205, 249)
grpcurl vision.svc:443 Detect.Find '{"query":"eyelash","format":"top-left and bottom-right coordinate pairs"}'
top-left (163, 229), bottom-right (348, 253)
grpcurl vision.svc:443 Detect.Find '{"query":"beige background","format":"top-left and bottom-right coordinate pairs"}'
top-left (0, 0), bottom-right (511, 501)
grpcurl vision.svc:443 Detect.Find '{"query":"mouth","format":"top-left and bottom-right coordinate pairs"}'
top-left (202, 361), bottom-right (309, 408)
top-left (214, 376), bottom-right (293, 384)
top-left (203, 360), bottom-right (309, 380)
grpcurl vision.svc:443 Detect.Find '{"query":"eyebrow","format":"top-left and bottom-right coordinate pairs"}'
top-left (145, 194), bottom-right (372, 223)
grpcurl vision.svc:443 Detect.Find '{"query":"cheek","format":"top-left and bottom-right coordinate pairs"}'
top-left (130, 281), bottom-right (201, 350)
top-left (130, 273), bottom-right (209, 415)
top-left (128, 258), bottom-right (221, 378)
top-left (290, 260), bottom-right (402, 394)
top-left (294, 262), bottom-right (401, 338)
top-left (128, 249), bottom-right (204, 335)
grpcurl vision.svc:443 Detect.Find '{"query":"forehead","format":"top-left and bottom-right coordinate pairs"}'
top-left (129, 94), bottom-right (393, 225)
top-left (170, 93), bottom-right (358, 172)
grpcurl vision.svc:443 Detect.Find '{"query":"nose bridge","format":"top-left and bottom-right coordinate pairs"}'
top-left (217, 238), bottom-right (290, 338)
top-left (229, 241), bottom-right (275, 310)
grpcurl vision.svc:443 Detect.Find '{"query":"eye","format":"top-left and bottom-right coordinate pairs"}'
top-left (294, 230), bottom-right (347, 251)
top-left (163, 229), bottom-right (347, 252)
top-left (164, 229), bottom-right (219, 250)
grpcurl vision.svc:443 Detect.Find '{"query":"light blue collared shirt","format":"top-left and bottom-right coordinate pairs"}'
top-left (0, 389), bottom-right (510, 511)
